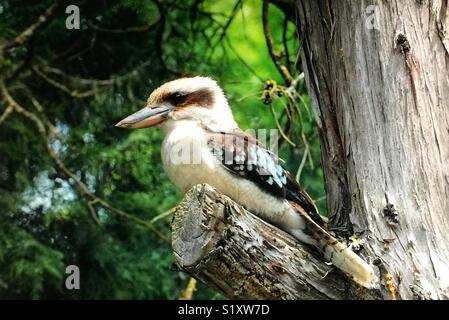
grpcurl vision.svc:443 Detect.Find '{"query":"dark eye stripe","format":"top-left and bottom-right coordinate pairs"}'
top-left (174, 88), bottom-right (215, 109)
top-left (168, 92), bottom-right (188, 105)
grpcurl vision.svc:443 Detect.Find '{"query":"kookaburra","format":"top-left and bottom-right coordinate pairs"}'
top-left (116, 76), bottom-right (376, 288)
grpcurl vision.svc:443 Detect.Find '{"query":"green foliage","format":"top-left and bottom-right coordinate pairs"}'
top-left (0, 0), bottom-right (324, 299)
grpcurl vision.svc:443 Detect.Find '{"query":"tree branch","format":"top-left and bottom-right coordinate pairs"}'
top-left (0, 3), bottom-right (59, 54)
top-left (262, 0), bottom-right (293, 86)
top-left (32, 67), bottom-right (98, 98)
top-left (171, 184), bottom-right (382, 300)
top-left (86, 20), bottom-right (159, 34)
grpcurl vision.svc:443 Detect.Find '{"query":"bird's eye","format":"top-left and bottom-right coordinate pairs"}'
top-left (169, 92), bottom-right (187, 105)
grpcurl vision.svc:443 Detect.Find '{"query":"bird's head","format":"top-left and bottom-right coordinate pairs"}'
top-left (115, 76), bottom-right (237, 132)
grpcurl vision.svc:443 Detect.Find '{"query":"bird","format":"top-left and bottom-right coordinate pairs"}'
top-left (115, 76), bottom-right (376, 288)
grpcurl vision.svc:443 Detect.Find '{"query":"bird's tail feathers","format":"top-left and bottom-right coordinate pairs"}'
top-left (289, 201), bottom-right (377, 289)
top-left (317, 238), bottom-right (376, 289)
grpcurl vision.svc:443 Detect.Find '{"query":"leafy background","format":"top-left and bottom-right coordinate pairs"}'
top-left (0, 0), bottom-right (324, 299)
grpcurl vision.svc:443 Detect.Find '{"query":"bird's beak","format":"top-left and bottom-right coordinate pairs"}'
top-left (115, 105), bottom-right (171, 129)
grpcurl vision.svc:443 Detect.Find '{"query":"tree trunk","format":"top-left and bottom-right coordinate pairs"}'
top-left (296, 0), bottom-right (449, 299)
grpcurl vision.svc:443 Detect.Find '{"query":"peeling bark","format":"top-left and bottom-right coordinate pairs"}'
top-left (297, 0), bottom-right (449, 299)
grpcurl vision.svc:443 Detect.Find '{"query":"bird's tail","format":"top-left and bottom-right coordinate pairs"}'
top-left (289, 201), bottom-right (377, 289)
top-left (317, 237), bottom-right (376, 288)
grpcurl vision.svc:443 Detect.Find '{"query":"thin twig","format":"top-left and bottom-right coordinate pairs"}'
top-left (37, 59), bottom-right (154, 88)
top-left (149, 207), bottom-right (177, 225)
top-left (0, 105), bottom-right (14, 125)
top-left (270, 103), bottom-right (296, 147)
top-left (179, 277), bottom-right (197, 300)
top-left (262, 0), bottom-right (293, 85)
top-left (0, 3), bottom-right (59, 54)
top-left (87, 199), bottom-right (101, 226)
top-left (215, 0), bottom-right (243, 44)
top-left (86, 20), bottom-right (159, 34)
top-left (224, 37), bottom-right (265, 81)
top-left (282, 15), bottom-right (292, 72)
top-left (13, 84), bottom-right (64, 140)
top-left (296, 139), bottom-right (310, 182)
top-left (32, 67), bottom-right (98, 98)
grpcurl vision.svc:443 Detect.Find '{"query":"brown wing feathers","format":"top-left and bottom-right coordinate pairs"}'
top-left (206, 128), bottom-right (325, 227)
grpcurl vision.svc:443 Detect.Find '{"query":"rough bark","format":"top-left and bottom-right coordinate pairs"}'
top-left (172, 184), bottom-right (381, 300)
top-left (296, 0), bottom-right (449, 299)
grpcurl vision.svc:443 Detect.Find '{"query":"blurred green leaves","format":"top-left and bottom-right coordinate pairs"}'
top-left (0, 0), bottom-right (324, 299)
